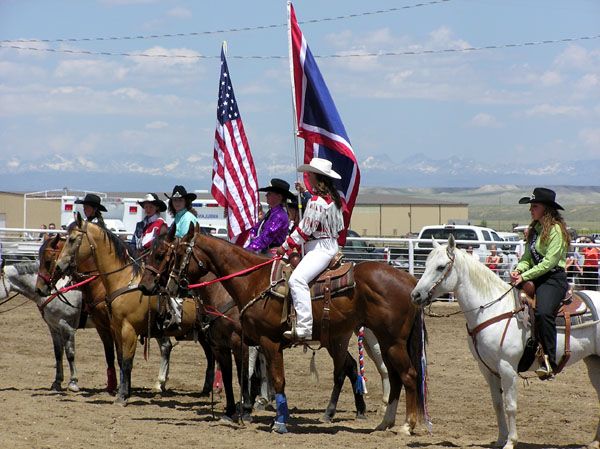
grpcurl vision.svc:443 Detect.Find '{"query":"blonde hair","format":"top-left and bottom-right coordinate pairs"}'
top-left (527, 206), bottom-right (570, 246)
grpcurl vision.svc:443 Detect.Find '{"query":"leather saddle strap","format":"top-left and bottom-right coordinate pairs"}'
top-left (106, 284), bottom-right (140, 305)
top-left (320, 276), bottom-right (332, 348)
top-left (555, 310), bottom-right (571, 374)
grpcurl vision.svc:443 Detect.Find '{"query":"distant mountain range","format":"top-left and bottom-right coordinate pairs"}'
top-left (1, 152), bottom-right (600, 192)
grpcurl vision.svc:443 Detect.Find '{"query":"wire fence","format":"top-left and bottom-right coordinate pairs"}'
top-left (2, 227), bottom-right (599, 292)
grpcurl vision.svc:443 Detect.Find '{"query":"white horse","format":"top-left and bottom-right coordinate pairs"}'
top-left (411, 236), bottom-right (600, 449)
top-left (0, 262), bottom-right (175, 393)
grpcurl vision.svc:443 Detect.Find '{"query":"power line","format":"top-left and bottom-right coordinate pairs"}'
top-left (0, 0), bottom-right (450, 44)
top-left (2, 34), bottom-right (599, 60)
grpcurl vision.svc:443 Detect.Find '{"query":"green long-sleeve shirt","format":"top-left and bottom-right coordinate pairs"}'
top-left (516, 222), bottom-right (567, 281)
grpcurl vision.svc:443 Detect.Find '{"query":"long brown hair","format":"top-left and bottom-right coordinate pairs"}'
top-left (313, 174), bottom-right (342, 209)
top-left (527, 205), bottom-right (570, 246)
top-left (168, 198), bottom-right (197, 217)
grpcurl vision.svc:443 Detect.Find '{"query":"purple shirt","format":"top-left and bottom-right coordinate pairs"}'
top-left (245, 204), bottom-right (289, 253)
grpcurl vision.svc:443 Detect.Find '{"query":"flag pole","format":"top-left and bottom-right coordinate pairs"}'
top-left (287, 1), bottom-right (303, 219)
top-left (221, 40), bottom-right (232, 240)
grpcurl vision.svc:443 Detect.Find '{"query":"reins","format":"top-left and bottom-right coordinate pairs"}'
top-left (185, 256), bottom-right (281, 290)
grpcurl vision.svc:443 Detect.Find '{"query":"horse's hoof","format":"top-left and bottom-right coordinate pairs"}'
top-left (219, 415), bottom-right (235, 424)
top-left (398, 422), bottom-right (412, 436)
top-left (67, 381), bottom-right (80, 393)
top-left (50, 382), bottom-right (63, 392)
top-left (198, 388), bottom-right (211, 397)
top-left (588, 441), bottom-right (600, 449)
top-left (502, 442), bottom-right (515, 449)
top-left (355, 412), bottom-right (368, 420)
top-left (152, 383), bottom-right (164, 394)
top-left (271, 422), bottom-right (288, 434)
top-left (114, 396), bottom-right (128, 407)
top-left (319, 414), bottom-right (333, 424)
top-left (374, 421), bottom-right (392, 431)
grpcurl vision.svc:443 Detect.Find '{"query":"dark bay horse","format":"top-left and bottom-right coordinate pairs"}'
top-left (49, 215), bottom-right (216, 406)
top-left (138, 228), bottom-right (253, 419)
top-left (167, 224), bottom-right (426, 434)
top-left (36, 235), bottom-right (181, 394)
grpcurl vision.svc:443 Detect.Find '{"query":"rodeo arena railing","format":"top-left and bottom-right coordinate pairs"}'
top-left (2, 227), bottom-right (600, 294)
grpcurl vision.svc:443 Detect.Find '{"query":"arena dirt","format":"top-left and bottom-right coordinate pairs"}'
top-left (0, 300), bottom-right (596, 449)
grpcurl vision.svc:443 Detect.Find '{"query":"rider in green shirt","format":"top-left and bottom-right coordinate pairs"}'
top-left (510, 187), bottom-right (569, 380)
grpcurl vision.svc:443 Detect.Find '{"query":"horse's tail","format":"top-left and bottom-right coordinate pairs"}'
top-left (407, 307), bottom-right (431, 429)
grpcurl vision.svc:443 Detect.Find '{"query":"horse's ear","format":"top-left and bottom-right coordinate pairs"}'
top-left (432, 237), bottom-right (441, 249)
top-left (50, 233), bottom-right (61, 249)
top-left (194, 222), bottom-right (200, 234)
top-left (186, 222), bottom-right (195, 239)
top-left (167, 223), bottom-right (176, 241)
top-left (75, 211), bottom-right (83, 227)
top-left (448, 234), bottom-right (456, 252)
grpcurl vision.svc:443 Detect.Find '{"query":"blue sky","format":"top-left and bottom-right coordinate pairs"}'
top-left (1, 0), bottom-right (599, 191)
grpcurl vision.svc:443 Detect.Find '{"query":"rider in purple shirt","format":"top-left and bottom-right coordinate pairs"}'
top-left (245, 178), bottom-right (295, 254)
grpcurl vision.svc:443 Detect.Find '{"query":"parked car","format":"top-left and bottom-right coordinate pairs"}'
top-left (342, 230), bottom-right (388, 263)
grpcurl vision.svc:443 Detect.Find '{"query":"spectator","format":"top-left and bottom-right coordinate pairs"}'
top-left (38, 224), bottom-right (47, 240)
top-left (485, 244), bottom-right (501, 274)
top-left (45, 223), bottom-right (57, 241)
top-left (465, 245), bottom-right (480, 261)
top-left (582, 239), bottom-right (599, 291)
top-left (566, 246), bottom-right (583, 286)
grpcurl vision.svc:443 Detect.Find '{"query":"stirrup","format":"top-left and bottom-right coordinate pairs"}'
top-left (283, 329), bottom-right (311, 342)
top-left (534, 355), bottom-right (554, 380)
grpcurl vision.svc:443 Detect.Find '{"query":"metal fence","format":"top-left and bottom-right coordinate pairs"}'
top-left (2, 227), bottom-right (599, 292)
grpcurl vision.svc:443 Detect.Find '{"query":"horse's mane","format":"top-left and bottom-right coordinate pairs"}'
top-left (454, 247), bottom-right (508, 296)
top-left (12, 261), bottom-right (39, 276)
top-left (70, 221), bottom-right (141, 276)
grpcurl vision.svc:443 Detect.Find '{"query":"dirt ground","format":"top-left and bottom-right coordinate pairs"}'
top-left (0, 299), bottom-right (597, 449)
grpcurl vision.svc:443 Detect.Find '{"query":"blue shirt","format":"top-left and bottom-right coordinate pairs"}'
top-left (174, 209), bottom-right (198, 238)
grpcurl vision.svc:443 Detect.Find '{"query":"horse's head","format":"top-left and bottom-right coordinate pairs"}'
top-left (138, 225), bottom-right (178, 295)
top-left (411, 235), bottom-right (458, 306)
top-left (35, 234), bottom-right (65, 296)
top-left (52, 213), bottom-right (96, 284)
top-left (166, 223), bottom-right (208, 297)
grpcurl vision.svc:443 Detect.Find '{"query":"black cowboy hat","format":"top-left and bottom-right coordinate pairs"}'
top-left (518, 187), bottom-right (564, 210)
top-left (287, 194), bottom-right (308, 210)
top-left (165, 185), bottom-right (197, 202)
top-left (258, 178), bottom-right (296, 201)
top-left (75, 193), bottom-right (107, 212)
top-left (137, 193), bottom-right (167, 212)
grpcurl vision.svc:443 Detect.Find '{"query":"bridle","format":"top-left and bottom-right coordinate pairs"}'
top-left (142, 238), bottom-right (179, 292)
top-left (423, 246), bottom-right (456, 303)
top-left (167, 233), bottom-right (205, 294)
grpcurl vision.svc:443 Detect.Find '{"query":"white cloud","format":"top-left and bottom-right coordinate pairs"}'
top-left (575, 73), bottom-right (599, 91)
top-left (145, 121), bottom-right (168, 129)
top-left (7, 158), bottom-right (20, 170)
top-left (100, 0), bottom-right (157, 4)
top-left (554, 45), bottom-right (599, 71)
top-left (54, 59), bottom-right (129, 82)
top-left (468, 113), bottom-right (501, 128)
top-left (127, 46), bottom-right (200, 68)
top-left (167, 7), bottom-right (192, 19)
top-left (579, 128), bottom-right (600, 147)
top-left (539, 71), bottom-right (562, 86)
top-left (524, 104), bottom-right (584, 118)
top-left (164, 160), bottom-right (179, 172)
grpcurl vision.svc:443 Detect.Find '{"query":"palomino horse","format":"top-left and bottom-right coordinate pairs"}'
top-left (1, 261), bottom-right (84, 392)
top-left (50, 215), bottom-right (216, 406)
top-left (36, 235), bottom-right (179, 394)
top-left (138, 228), bottom-right (253, 420)
top-left (165, 223), bottom-right (425, 434)
top-left (411, 236), bottom-right (600, 449)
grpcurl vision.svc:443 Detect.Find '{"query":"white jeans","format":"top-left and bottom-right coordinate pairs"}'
top-left (288, 238), bottom-right (339, 337)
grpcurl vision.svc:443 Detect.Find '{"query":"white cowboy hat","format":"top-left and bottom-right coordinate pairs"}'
top-left (297, 157), bottom-right (341, 179)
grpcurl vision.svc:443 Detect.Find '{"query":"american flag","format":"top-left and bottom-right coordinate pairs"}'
top-left (288, 3), bottom-right (361, 245)
top-left (211, 46), bottom-right (259, 244)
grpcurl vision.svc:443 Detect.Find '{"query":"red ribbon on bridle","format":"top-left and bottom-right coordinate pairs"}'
top-left (185, 256), bottom-right (281, 290)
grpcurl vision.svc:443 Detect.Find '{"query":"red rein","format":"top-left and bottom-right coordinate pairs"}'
top-left (186, 256), bottom-right (280, 290)
top-left (39, 275), bottom-right (99, 311)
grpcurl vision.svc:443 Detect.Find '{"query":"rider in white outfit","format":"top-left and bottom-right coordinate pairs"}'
top-left (277, 158), bottom-right (344, 341)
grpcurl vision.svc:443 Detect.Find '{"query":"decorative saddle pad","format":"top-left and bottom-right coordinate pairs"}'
top-left (268, 257), bottom-right (355, 300)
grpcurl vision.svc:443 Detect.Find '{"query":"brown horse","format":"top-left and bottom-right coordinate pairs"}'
top-left (138, 227), bottom-right (254, 419)
top-left (36, 235), bottom-right (182, 395)
top-left (166, 223), bottom-right (426, 434)
top-left (50, 215), bottom-right (216, 406)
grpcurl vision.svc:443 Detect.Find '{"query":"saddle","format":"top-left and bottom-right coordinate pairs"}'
top-left (268, 252), bottom-right (355, 347)
top-left (268, 253), bottom-right (355, 301)
top-left (517, 281), bottom-right (599, 373)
